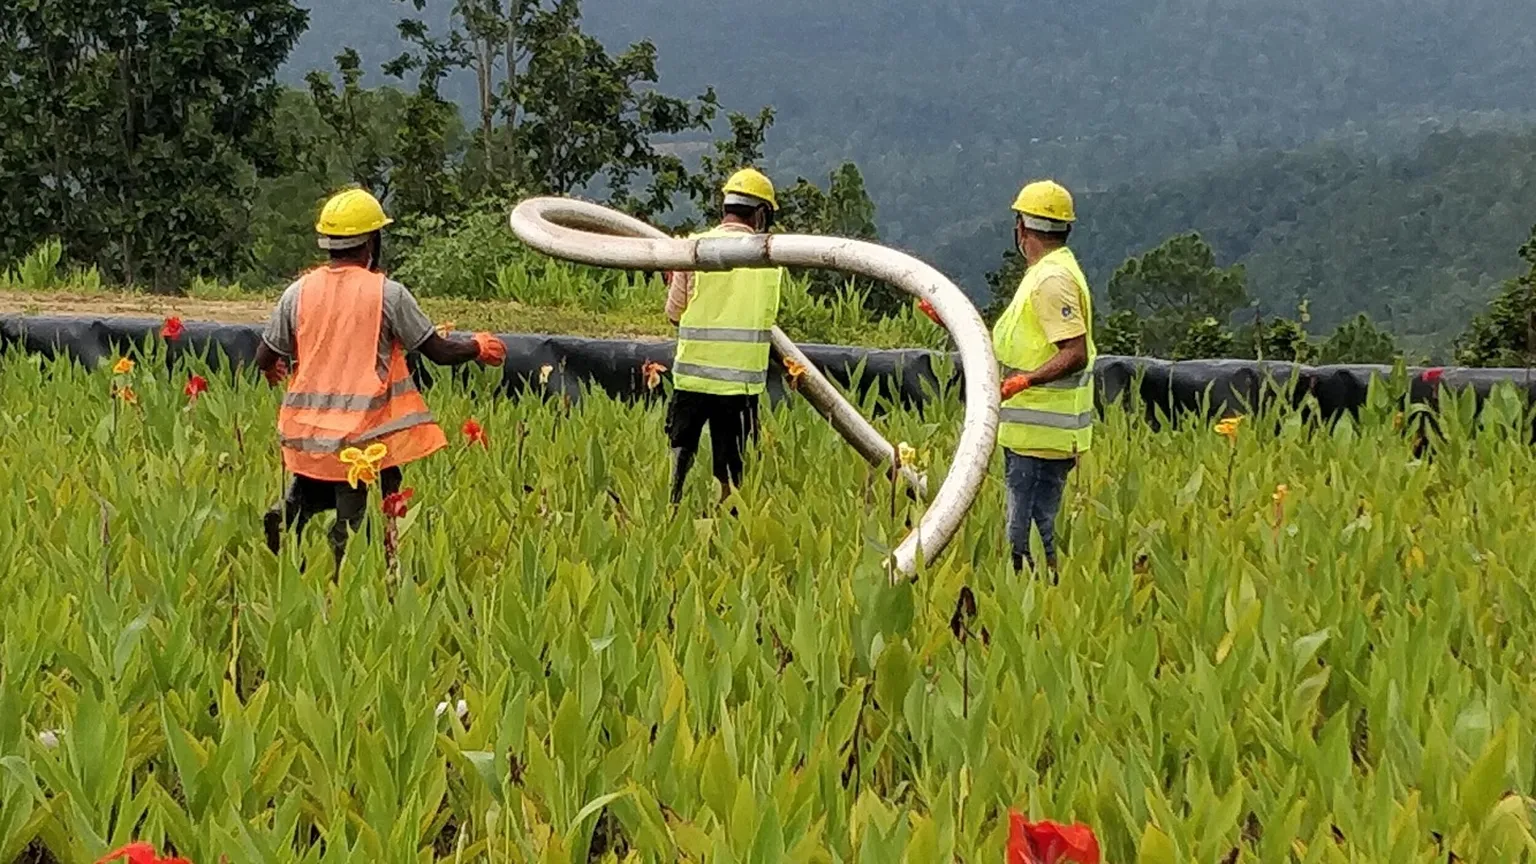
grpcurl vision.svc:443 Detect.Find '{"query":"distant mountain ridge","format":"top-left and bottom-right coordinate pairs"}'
top-left (286, 0), bottom-right (1536, 339)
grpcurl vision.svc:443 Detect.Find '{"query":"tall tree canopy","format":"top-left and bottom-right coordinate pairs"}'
top-left (0, 0), bottom-right (308, 290)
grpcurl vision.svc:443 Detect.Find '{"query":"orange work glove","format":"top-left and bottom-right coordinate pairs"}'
top-left (1001, 373), bottom-right (1032, 400)
top-left (263, 358), bottom-right (289, 386)
top-left (472, 332), bottom-right (506, 366)
top-left (917, 298), bottom-right (944, 326)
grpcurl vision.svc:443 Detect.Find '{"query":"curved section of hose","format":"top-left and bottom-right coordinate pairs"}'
top-left (510, 197), bottom-right (999, 578)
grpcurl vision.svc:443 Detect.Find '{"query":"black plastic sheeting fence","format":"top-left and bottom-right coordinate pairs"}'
top-left (4, 314), bottom-right (1534, 420)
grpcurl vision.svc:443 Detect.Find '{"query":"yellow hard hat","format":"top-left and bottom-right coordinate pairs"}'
top-left (1011, 180), bottom-right (1076, 231)
top-left (316, 188), bottom-right (393, 249)
top-left (722, 168), bottom-right (778, 211)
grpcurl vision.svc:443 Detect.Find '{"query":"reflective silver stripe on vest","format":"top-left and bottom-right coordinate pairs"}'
top-left (677, 326), bottom-right (772, 344)
top-left (282, 378), bottom-right (420, 412)
top-left (1002, 367), bottom-right (1093, 391)
top-left (998, 408), bottom-right (1094, 430)
top-left (672, 362), bottom-right (768, 385)
top-left (281, 411), bottom-right (437, 453)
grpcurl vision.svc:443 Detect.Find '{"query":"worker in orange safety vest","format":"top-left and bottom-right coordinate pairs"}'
top-left (254, 188), bottom-right (507, 561)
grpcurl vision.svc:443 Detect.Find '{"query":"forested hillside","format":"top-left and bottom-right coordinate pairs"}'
top-left (937, 129), bottom-right (1536, 341)
top-left (284, 0), bottom-right (1536, 343)
top-left (10, 0), bottom-right (1536, 361)
top-left (289, 0), bottom-right (1536, 238)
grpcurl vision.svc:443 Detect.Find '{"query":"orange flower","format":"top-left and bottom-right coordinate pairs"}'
top-left (641, 360), bottom-right (668, 390)
top-left (115, 385), bottom-right (139, 405)
top-left (184, 375), bottom-right (208, 402)
top-left (462, 418), bottom-right (488, 448)
top-left (784, 357), bottom-right (807, 391)
top-left (160, 316), bottom-right (185, 340)
top-left (112, 357), bottom-right (135, 375)
top-left (1213, 415), bottom-right (1243, 442)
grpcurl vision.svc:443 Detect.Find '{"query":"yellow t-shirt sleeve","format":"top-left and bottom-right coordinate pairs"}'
top-left (1030, 272), bottom-right (1088, 343)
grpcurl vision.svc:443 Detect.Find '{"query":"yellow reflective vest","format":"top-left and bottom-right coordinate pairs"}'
top-left (992, 247), bottom-right (1098, 456)
top-left (673, 226), bottom-right (784, 396)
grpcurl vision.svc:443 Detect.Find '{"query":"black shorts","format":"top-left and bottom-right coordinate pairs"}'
top-left (665, 390), bottom-right (760, 487)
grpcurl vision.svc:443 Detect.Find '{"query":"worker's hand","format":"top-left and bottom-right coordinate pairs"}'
top-left (472, 332), bottom-right (506, 366)
top-left (263, 358), bottom-right (289, 386)
top-left (917, 299), bottom-right (944, 326)
top-left (1001, 373), bottom-right (1032, 401)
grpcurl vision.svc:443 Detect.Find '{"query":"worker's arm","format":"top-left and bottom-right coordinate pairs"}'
top-left (1003, 273), bottom-right (1090, 395)
top-left (417, 333), bottom-right (482, 366)
top-left (386, 280), bottom-right (505, 366)
top-left (256, 283), bottom-right (298, 385)
top-left (664, 271), bottom-right (693, 325)
top-left (1022, 335), bottom-right (1090, 384)
top-left (254, 342), bottom-right (286, 376)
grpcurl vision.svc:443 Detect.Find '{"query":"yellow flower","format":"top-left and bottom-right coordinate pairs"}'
top-left (784, 358), bottom-right (807, 391)
top-left (1271, 484), bottom-right (1289, 505)
top-left (112, 357), bottom-right (135, 375)
top-left (1213, 415), bottom-right (1244, 442)
top-left (897, 441), bottom-right (919, 468)
top-left (339, 443), bottom-right (388, 489)
top-left (538, 364), bottom-right (554, 386)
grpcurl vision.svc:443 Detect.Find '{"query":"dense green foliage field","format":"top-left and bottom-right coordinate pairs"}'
top-left (4, 348), bottom-right (1536, 862)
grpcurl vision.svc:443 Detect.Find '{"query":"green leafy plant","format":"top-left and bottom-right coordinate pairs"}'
top-left (3, 345), bottom-right (1535, 862)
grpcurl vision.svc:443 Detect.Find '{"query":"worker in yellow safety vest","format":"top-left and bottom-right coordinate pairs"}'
top-left (993, 180), bottom-right (1097, 574)
top-left (662, 168), bottom-right (787, 506)
top-left (922, 180), bottom-right (1096, 575)
top-left (253, 188), bottom-right (507, 561)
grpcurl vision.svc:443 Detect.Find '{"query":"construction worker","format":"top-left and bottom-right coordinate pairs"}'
top-left (663, 168), bottom-right (786, 505)
top-left (921, 180), bottom-right (1096, 574)
top-left (254, 188), bottom-right (507, 561)
top-left (993, 181), bottom-right (1097, 574)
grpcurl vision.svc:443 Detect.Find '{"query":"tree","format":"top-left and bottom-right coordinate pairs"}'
top-left (1318, 314), bottom-right (1399, 364)
top-left (777, 163), bottom-right (901, 316)
top-left (982, 249), bottom-right (1026, 324)
top-left (1173, 317), bottom-right (1236, 360)
top-left (1107, 233), bottom-right (1248, 358)
top-left (1454, 224), bottom-right (1536, 368)
top-left (388, 0), bottom-right (719, 219)
top-left (0, 0), bottom-right (308, 291)
top-left (1097, 309), bottom-right (1144, 356)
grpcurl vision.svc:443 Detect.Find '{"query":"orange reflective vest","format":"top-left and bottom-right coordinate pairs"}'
top-left (277, 265), bottom-right (446, 481)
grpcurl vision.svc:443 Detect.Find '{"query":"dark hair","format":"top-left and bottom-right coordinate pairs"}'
top-left (724, 202), bottom-right (769, 224)
top-left (327, 231), bottom-right (379, 265)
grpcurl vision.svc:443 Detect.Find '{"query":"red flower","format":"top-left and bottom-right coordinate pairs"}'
top-left (1007, 812), bottom-right (1101, 864)
top-left (183, 375), bottom-right (208, 402)
top-left (462, 418), bottom-right (488, 448)
top-left (1422, 367), bottom-right (1445, 384)
top-left (381, 488), bottom-right (415, 518)
top-left (96, 842), bottom-right (192, 864)
top-left (160, 316), bottom-right (185, 341)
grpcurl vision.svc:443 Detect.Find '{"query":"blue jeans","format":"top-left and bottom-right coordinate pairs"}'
top-left (1004, 451), bottom-right (1074, 570)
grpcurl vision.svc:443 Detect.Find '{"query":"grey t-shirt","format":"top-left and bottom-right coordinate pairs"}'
top-left (262, 273), bottom-right (436, 375)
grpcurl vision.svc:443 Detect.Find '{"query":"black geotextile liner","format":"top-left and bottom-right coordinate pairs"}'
top-left (5, 314), bottom-right (1536, 422)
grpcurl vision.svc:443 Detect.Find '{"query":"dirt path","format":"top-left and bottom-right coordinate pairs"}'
top-left (0, 290), bottom-right (678, 342)
top-left (0, 292), bottom-right (275, 324)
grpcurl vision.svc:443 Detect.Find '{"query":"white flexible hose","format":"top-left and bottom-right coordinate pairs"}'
top-left (509, 197), bottom-right (999, 578)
